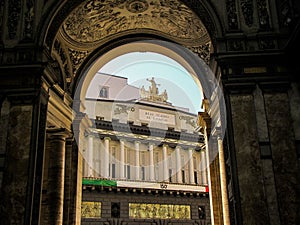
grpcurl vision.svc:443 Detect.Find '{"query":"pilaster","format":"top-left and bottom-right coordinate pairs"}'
top-left (0, 84), bottom-right (49, 225)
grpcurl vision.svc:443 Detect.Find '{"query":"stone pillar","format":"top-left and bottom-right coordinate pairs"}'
top-left (87, 134), bottom-right (94, 177)
top-left (0, 88), bottom-right (48, 225)
top-left (200, 149), bottom-right (208, 185)
top-left (103, 137), bottom-right (110, 178)
top-left (230, 93), bottom-right (269, 225)
top-left (47, 129), bottom-right (69, 225)
top-left (263, 91), bottom-right (299, 225)
top-left (217, 131), bottom-right (230, 225)
top-left (120, 139), bottom-right (125, 179)
top-left (63, 138), bottom-right (75, 225)
top-left (163, 144), bottom-right (168, 181)
top-left (198, 111), bottom-right (216, 225)
top-left (149, 143), bottom-right (155, 181)
top-left (175, 146), bottom-right (182, 183)
top-left (135, 141), bottom-right (140, 180)
top-left (188, 148), bottom-right (195, 184)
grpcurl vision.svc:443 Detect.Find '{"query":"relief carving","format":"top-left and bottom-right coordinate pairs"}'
top-left (7, 0), bottom-right (21, 39)
top-left (0, 0), bottom-right (4, 35)
top-left (258, 38), bottom-right (275, 49)
top-left (257, 0), bottom-right (270, 30)
top-left (188, 42), bottom-right (211, 64)
top-left (53, 39), bottom-right (72, 85)
top-left (226, 0), bottom-right (239, 30)
top-left (240, 0), bottom-right (253, 27)
top-left (24, 0), bottom-right (34, 39)
top-left (62, 0), bottom-right (208, 44)
top-left (228, 40), bottom-right (244, 51)
top-left (68, 48), bottom-right (89, 74)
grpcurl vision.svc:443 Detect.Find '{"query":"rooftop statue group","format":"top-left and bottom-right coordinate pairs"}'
top-left (140, 77), bottom-right (168, 103)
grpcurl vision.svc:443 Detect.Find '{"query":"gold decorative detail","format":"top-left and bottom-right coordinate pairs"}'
top-left (243, 67), bottom-right (267, 74)
top-left (81, 201), bottom-right (101, 218)
top-left (126, 0), bottom-right (149, 13)
top-left (68, 48), bottom-right (89, 74)
top-left (62, 0), bottom-right (208, 43)
top-left (129, 203), bottom-right (191, 219)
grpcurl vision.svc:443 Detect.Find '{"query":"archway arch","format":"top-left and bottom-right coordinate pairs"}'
top-left (42, 1), bottom-right (226, 224)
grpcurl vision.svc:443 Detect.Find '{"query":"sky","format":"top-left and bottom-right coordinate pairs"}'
top-left (99, 52), bottom-right (203, 114)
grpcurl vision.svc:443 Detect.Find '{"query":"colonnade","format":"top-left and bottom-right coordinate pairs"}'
top-left (83, 134), bottom-right (208, 185)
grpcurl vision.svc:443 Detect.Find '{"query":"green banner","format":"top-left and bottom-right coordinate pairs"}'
top-left (82, 178), bottom-right (117, 187)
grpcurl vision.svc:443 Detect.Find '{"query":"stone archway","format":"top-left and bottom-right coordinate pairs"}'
top-left (41, 1), bottom-right (227, 225)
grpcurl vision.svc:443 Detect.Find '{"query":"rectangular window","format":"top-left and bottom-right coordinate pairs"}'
top-left (141, 166), bottom-right (145, 180)
top-left (194, 171), bottom-right (198, 184)
top-left (182, 170), bottom-right (185, 183)
top-left (169, 169), bottom-right (172, 182)
top-left (99, 86), bottom-right (108, 98)
top-left (111, 163), bottom-right (116, 178)
top-left (126, 165), bottom-right (131, 179)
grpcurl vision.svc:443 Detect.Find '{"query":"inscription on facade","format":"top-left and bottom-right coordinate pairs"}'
top-left (139, 109), bottom-right (175, 125)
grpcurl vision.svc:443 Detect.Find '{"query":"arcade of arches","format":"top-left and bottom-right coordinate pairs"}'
top-left (0, 0), bottom-right (300, 225)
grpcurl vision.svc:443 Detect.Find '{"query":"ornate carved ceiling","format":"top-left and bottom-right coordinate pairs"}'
top-left (61, 0), bottom-right (210, 45)
top-left (53, 0), bottom-right (212, 92)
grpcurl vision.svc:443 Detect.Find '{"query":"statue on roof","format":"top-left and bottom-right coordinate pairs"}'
top-left (147, 77), bottom-right (159, 95)
top-left (140, 77), bottom-right (169, 104)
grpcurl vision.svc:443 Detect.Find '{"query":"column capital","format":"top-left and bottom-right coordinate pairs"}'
top-left (198, 111), bottom-right (211, 136)
top-left (47, 128), bottom-right (72, 140)
top-left (104, 136), bottom-right (111, 141)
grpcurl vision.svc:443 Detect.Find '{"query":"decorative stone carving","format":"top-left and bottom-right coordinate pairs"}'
top-left (0, 0), bottom-right (4, 36)
top-left (179, 115), bottom-right (196, 128)
top-left (62, 0), bottom-right (208, 44)
top-left (7, 0), bottom-right (21, 39)
top-left (140, 77), bottom-right (169, 103)
top-left (68, 48), bottom-right (89, 74)
top-left (114, 104), bottom-right (133, 115)
top-left (24, 0), bottom-right (34, 39)
top-left (257, 0), bottom-right (270, 30)
top-left (228, 40), bottom-right (244, 51)
top-left (53, 39), bottom-right (72, 86)
top-left (240, 0), bottom-right (253, 27)
top-left (258, 38), bottom-right (276, 49)
top-left (226, 0), bottom-right (238, 30)
top-left (188, 42), bottom-right (211, 64)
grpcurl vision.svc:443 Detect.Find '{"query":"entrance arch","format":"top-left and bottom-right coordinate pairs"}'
top-left (72, 39), bottom-right (227, 224)
top-left (42, 1), bottom-right (227, 224)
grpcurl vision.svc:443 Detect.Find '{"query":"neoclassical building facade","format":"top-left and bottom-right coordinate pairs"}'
top-left (81, 74), bottom-right (210, 223)
top-left (0, 1), bottom-right (299, 225)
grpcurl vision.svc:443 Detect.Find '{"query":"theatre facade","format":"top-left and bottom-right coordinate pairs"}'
top-left (81, 74), bottom-right (210, 224)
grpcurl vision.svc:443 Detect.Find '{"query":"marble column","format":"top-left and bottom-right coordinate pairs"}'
top-left (201, 149), bottom-right (208, 185)
top-left (47, 130), bottom-right (69, 225)
top-left (103, 137), bottom-right (110, 178)
top-left (87, 134), bottom-right (94, 177)
top-left (217, 133), bottom-right (230, 225)
top-left (135, 141), bottom-right (140, 180)
top-left (188, 148), bottom-right (195, 184)
top-left (120, 139), bottom-right (125, 179)
top-left (149, 143), bottom-right (155, 181)
top-left (175, 146), bottom-right (182, 183)
top-left (163, 144), bottom-right (168, 181)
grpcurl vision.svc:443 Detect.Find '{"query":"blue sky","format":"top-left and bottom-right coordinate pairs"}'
top-left (99, 52), bottom-right (203, 114)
